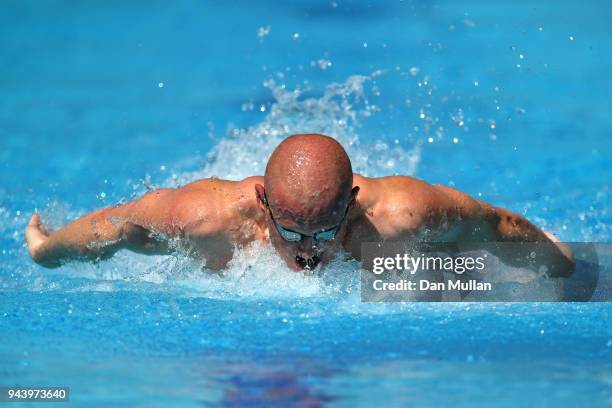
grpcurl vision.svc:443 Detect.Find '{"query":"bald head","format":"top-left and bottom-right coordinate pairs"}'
top-left (264, 134), bottom-right (353, 225)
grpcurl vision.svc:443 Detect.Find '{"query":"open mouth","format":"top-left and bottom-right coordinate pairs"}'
top-left (295, 255), bottom-right (321, 271)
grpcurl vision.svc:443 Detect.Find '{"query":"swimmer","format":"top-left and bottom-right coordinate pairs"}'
top-left (25, 134), bottom-right (574, 276)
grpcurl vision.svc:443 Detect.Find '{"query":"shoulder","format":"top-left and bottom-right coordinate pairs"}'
top-left (356, 175), bottom-right (451, 214)
top-left (354, 175), bottom-right (467, 237)
top-left (168, 177), bottom-right (262, 233)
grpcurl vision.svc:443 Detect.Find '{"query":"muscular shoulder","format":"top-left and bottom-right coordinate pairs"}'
top-left (355, 175), bottom-right (481, 237)
top-left (168, 176), bottom-right (262, 234)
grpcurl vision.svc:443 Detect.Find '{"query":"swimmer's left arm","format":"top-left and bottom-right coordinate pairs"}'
top-left (432, 185), bottom-right (575, 277)
top-left (481, 205), bottom-right (575, 277)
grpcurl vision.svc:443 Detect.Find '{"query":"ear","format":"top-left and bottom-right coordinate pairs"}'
top-left (255, 184), bottom-right (267, 211)
top-left (349, 186), bottom-right (360, 205)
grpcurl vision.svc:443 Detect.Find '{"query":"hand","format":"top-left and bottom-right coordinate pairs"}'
top-left (543, 230), bottom-right (575, 263)
top-left (543, 229), bottom-right (576, 277)
top-left (25, 214), bottom-right (49, 261)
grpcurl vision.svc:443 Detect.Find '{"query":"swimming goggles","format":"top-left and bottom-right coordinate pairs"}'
top-left (264, 192), bottom-right (349, 242)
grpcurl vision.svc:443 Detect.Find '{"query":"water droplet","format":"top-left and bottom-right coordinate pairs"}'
top-left (158, 82), bottom-right (164, 88)
top-left (316, 58), bottom-right (332, 70)
top-left (427, 137), bottom-right (434, 143)
top-left (257, 25), bottom-right (271, 41)
top-left (453, 137), bottom-right (459, 144)
top-left (292, 32), bottom-right (300, 40)
top-left (569, 35), bottom-right (574, 41)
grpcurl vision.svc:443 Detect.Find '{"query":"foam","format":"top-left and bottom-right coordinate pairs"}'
top-left (165, 74), bottom-right (420, 186)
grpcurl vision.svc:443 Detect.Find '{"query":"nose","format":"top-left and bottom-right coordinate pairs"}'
top-left (295, 255), bottom-right (321, 270)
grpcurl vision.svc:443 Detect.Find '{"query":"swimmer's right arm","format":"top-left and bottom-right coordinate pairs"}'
top-left (25, 189), bottom-right (176, 268)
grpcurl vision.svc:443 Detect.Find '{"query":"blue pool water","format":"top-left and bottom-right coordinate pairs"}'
top-left (1, 1), bottom-right (611, 406)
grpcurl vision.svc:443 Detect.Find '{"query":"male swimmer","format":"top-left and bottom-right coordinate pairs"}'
top-left (25, 134), bottom-right (574, 276)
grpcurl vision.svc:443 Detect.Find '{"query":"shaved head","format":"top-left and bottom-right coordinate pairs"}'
top-left (264, 134), bottom-right (353, 227)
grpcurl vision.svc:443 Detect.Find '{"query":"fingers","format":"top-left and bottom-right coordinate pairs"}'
top-left (25, 213), bottom-right (59, 266)
top-left (28, 213), bottom-right (41, 228)
top-left (27, 213), bottom-right (49, 236)
top-left (25, 213), bottom-right (48, 255)
top-left (543, 230), bottom-right (559, 242)
top-left (555, 241), bottom-right (575, 264)
top-left (542, 229), bottom-right (574, 262)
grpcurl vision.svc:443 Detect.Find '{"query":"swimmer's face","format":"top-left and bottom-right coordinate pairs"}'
top-left (255, 184), bottom-right (358, 272)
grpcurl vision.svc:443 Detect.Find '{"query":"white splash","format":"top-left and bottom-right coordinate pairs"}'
top-left (166, 74), bottom-right (420, 186)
